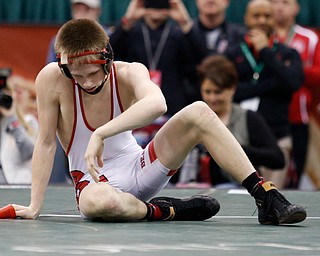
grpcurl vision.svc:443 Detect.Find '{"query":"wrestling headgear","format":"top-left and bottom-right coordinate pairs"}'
top-left (56, 42), bottom-right (114, 79)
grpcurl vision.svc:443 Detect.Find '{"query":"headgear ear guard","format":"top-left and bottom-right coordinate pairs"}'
top-left (101, 42), bottom-right (114, 76)
top-left (56, 42), bottom-right (114, 80)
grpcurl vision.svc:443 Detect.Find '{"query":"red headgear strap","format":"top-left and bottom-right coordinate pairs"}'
top-left (57, 49), bottom-right (108, 65)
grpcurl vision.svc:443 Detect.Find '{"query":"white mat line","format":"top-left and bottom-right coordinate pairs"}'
top-left (38, 214), bottom-right (320, 220)
top-left (214, 216), bottom-right (320, 220)
top-left (0, 185), bottom-right (31, 189)
top-left (39, 214), bottom-right (81, 218)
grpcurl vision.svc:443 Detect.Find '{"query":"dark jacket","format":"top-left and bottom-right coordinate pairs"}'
top-left (226, 40), bottom-right (304, 139)
top-left (185, 20), bottom-right (247, 64)
top-left (184, 20), bottom-right (246, 101)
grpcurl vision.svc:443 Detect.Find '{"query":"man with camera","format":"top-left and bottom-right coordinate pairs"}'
top-left (109, 0), bottom-right (198, 149)
top-left (110, 0), bottom-right (197, 117)
top-left (0, 68), bottom-right (38, 184)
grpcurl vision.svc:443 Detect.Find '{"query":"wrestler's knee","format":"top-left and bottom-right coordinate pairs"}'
top-left (79, 183), bottom-right (123, 219)
top-left (182, 101), bottom-right (218, 127)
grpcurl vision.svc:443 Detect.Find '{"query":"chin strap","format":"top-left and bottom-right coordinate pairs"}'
top-left (76, 73), bottom-right (109, 95)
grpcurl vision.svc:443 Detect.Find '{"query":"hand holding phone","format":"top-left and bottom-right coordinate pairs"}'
top-left (144, 0), bottom-right (170, 9)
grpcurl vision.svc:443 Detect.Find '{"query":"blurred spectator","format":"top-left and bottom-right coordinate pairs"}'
top-left (9, 75), bottom-right (37, 119)
top-left (180, 0), bottom-right (246, 61)
top-left (177, 55), bottom-right (284, 188)
top-left (271, 0), bottom-right (320, 188)
top-left (225, 0), bottom-right (304, 188)
top-left (0, 68), bottom-right (38, 184)
top-left (165, 0), bottom-right (247, 103)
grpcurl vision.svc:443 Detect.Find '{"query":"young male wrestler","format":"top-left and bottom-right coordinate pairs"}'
top-left (1, 19), bottom-right (306, 225)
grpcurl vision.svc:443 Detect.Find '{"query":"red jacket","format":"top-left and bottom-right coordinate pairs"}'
top-left (278, 25), bottom-right (320, 124)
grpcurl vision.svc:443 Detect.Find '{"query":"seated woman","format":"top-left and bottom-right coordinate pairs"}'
top-left (178, 55), bottom-right (284, 188)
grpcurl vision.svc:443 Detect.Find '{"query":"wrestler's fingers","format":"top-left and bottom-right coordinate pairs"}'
top-left (14, 209), bottom-right (38, 219)
top-left (97, 155), bottom-right (104, 168)
top-left (87, 162), bottom-right (100, 183)
top-left (11, 204), bottom-right (25, 211)
top-left (11, 204), bottom-right (35, 219)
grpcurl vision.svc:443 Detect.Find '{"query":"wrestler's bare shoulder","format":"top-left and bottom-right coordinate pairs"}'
top-left (36, 62), bottom-right (62, 78)
top-left (114, 61), bottom-right (149, 76)
top-left (35, 63), bottom-right (71, 91)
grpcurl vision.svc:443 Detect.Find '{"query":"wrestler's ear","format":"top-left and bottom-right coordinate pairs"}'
top-left (56, 53), bottom-right (73, 79)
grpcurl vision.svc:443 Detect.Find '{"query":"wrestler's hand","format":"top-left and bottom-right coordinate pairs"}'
top-left (85, 131), bottom-right (104, 183)
top-left (13, 204), bottom-right (39, 219)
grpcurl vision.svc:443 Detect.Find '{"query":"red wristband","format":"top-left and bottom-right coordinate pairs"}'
top-left (0, 204), bottom-right (16, 219)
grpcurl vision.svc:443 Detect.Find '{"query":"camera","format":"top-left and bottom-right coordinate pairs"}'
top-left (0, 68), bottom-right (13, 109)
top-left (144, 0), bottom-right (170, 9)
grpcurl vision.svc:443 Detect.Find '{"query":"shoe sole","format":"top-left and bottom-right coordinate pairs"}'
top-left (259, 206), bottom-right (307, 225)
top-left (279, 208), bottom-right (307, 224)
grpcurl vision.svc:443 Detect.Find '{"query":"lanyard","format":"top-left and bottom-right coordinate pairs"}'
top-left (284, 25), bottom-right (296, 46)
top-left (240, 42), bottom-right (265, 83)
top-left (240, 41), bottom-right (278, 83)
top-left (141, 22), bottom-right (171, 70)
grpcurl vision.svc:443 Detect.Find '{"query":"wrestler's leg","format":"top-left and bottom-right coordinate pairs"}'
top-left (154, 101), bottom-right (255, 183)
top-left (79, 182), bottom-right (147, 221)
top-left (153, 102), bottom-right (306, 225)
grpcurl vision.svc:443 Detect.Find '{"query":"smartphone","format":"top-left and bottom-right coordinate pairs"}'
top-left (144, 0), bottom-right (170, 9)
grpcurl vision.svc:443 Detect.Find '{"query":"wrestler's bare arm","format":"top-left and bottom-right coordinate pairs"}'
top-left (14, 64), bottom-right (63, 219)
top-left (85, 62), bottom-right (167, 181)
top-left (99, 61), bottom-right (167, 137)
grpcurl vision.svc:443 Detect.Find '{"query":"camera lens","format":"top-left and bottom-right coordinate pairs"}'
top-left (0, 91), bottom-right (13, 109)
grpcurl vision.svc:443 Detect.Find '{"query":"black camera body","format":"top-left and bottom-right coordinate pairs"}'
top-left (0, 91), bottom-right (13, 109)
top-left (144, 0), bottom-right (170, 9)
top-left (0, 68), bottom-right (13, 109)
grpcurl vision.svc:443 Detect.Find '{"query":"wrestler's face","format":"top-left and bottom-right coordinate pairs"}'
top-left (200, 78), bottom-right (235, 116)
top-left (69, 64), bottom-right (106, 94)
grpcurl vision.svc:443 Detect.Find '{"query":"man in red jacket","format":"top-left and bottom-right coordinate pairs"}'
top-left (271, 0), bottom-right (320, 188)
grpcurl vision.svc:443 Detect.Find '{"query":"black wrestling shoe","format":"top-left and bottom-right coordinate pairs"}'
top-left (255, 182), bottom-right (307, 225)
top-left (149, 195), bottom-right (220, 221)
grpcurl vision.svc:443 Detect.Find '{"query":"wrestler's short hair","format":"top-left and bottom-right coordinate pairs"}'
top-left (196, 55), bottom-right (238, 89)
top-left (55, 19), bottom-right (109, 64)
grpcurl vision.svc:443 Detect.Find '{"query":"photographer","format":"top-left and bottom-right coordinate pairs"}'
top-left (0, 68), bottom-right (38, 184)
